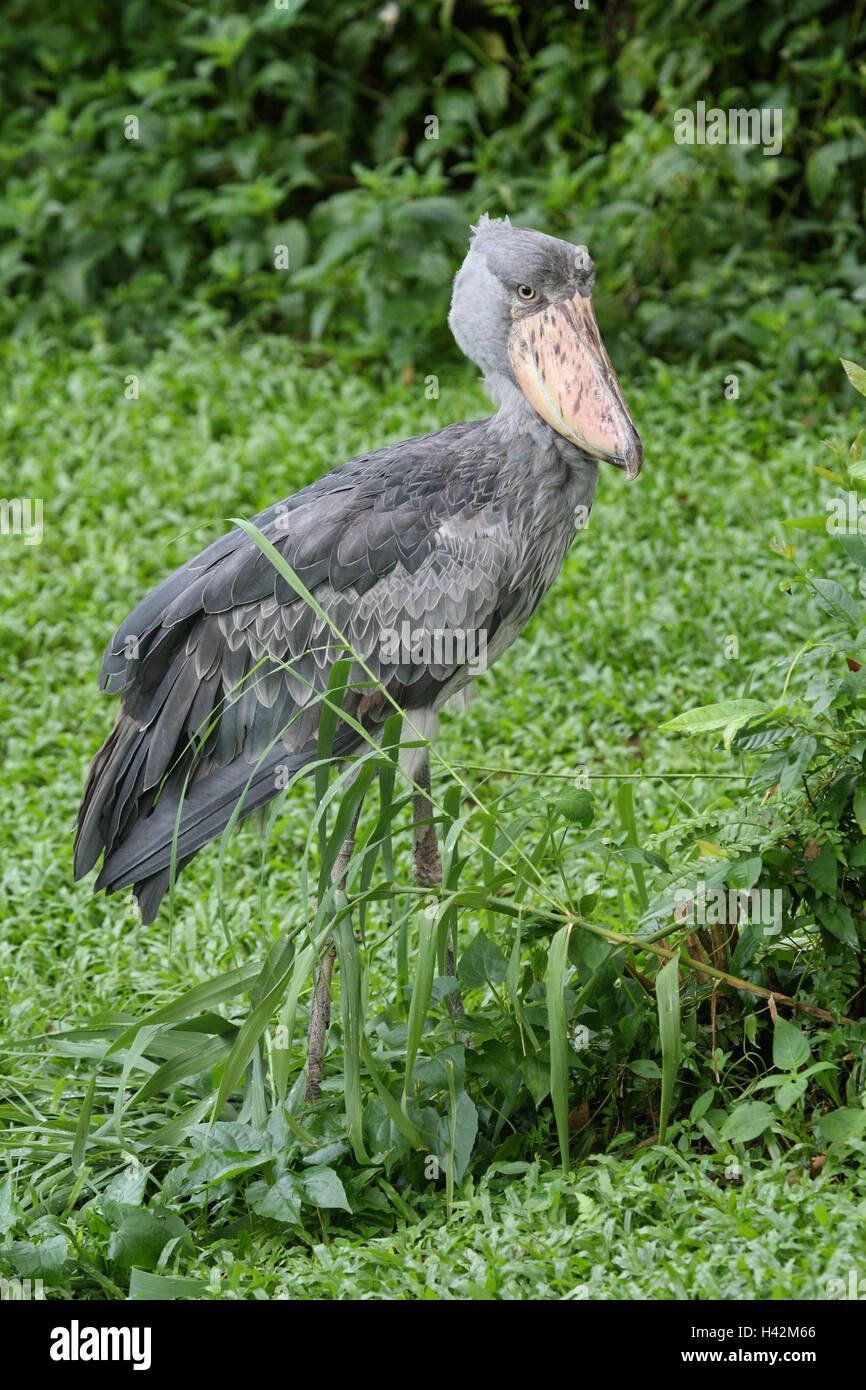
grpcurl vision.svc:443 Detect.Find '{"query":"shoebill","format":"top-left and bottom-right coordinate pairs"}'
top-left (74, 215), bottom-right (643, 1098)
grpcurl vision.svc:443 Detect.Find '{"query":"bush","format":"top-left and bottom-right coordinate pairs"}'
top-left (2, 0), bottom-right (864, 380)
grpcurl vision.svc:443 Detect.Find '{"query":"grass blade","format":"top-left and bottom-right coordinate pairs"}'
top-left (333, 916), bottom-right (369, 1162)
top-left (315, 657), bottom-right (353, 850)
top-left (656, 952), bottom-right (682, 1143)
top-left (272, 943), bottom-right (315, 1101)
top-left (106, 961), bottom-right (262, 1057)
top-left (616, 781), bottom-right (648, 911)
top-left (359, 1036), bottom-right (427, 1149)
top-left (210, 952), bottom-right (297, 1120)
top-left (402, 904), bottom-right (439, 1106)
top-left (547, 923), bottom-right (573, 1171)
top-left (71, 1070), bottom-right (98, 1173)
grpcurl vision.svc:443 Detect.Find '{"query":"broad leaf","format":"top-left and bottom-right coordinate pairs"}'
top-left (772, 1019), bottom-right (811, 1072)
top-left (661, 699), bottom-right (767, 737)
top-left (720, 1101), bottom-right (774, 1143)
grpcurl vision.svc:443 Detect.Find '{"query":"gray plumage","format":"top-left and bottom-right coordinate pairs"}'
top-left (75, 216), bottom-right (641, 922)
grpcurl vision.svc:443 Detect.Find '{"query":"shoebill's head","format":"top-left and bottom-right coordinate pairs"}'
top-left (448, 215), bottom-right (642, 480)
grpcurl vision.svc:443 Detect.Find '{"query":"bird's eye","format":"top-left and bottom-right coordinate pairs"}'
top-left (516, 284), bottom-right (537, 301)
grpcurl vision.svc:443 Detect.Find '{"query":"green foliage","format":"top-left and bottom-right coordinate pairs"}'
top-left (654, 359), bottom-right (866, 1158)
top-left (2, 327), bottom-right (865, 1296)
top-left (4, 1153), bottom-right (866, 1300)
top-left (1, 0), bottom-right (863, 380)
top-left (2, 0), bottom-right (865, 1301)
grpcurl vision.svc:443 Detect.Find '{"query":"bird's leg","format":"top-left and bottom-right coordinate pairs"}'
top-left (412, 756), bottom-right (465, 1017)
top-left (305, 946), bottom-right (335, 1104)
top-left (305, 804), bottom-right (362, 1103)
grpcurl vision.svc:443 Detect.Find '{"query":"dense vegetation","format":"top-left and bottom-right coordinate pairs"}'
top-left (1, 0), bottom-right (864, 1300)
top-left (2, 0), bottom-right (864, 376)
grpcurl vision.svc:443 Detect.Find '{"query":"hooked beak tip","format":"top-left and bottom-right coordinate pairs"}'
top-left (623, 437), bottom-right (643, 481)
top-left (607, 433), bottom-right (642, 480)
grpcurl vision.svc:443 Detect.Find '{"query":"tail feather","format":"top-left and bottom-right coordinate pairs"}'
top-left (94, 743), bottom-right (303, 896)
top-left (74, 715), bottom-right (145, 880)
top-left (81, 721), bottom-right (361, 924)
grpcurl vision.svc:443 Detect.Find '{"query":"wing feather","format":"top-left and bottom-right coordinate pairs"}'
top-left (75, 418), bottom-right (530, 920)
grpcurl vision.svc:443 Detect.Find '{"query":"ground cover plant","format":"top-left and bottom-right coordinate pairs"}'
top-left (1, 0), bottom-right (865, 1305)
top-left (1, 326), bottom-right (865, 1299)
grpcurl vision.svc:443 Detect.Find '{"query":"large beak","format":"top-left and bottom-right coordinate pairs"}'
top-left (509, 293), bottom-right (643, 479)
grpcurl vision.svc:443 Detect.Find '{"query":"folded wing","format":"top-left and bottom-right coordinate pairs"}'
top-left (75, 421), bottom-right (520, 921)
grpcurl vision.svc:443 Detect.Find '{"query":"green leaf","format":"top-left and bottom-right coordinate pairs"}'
top-left (778, 735), bottom-right (817, 795)
top-left (660, 699), bottom-right (767, 736)
top-left (853, 786), bottom-right (866, 834)
top-left (314, 658), bottom-right (353, 850)
top-left (0, 1177), bottom-right (22, 1236)
top-left (302, 1166), bottom-right (351, 1212)
top-left (811, 464), bottom-right (846, 484)
top-left (333, 920), bottom-right (369, 1164)
top-left (102, 1165), bottom-right (148, 1207)
top-left (730, 716), bottom-right (787, 752)
top-left (128, 1269), bottom-right (207, 1300)
top-left (815, 899), bottom-right (859, 951)
top-left (816, 1107), bottom-right (866, 1143)
top-left (806, 141), bottom-right (859, 207)
top-left (444, 1086), bottom-right (478, 1185)
top-left (728, 856), bottom-right (762, 891)
top-left (403, 906), bottom-right (439, 1100)
top-left (720, 1101), bottom-right (774, 1143)
top-left (548, 788), bottom-right (595, 826)
top-left (772, 1019), bottom-right (811, 1072)
top-left (104, 1204), bottom-right (190, 1272)
top-left (2, 1236), bottom-right (68, 1281)
top-left (72, 1069), bottom-right (98, 1173)
top-left (467, 1039), bottom-right (517, 1096)
top-left (359, 1035), bottom-right (427, 1149)
top-left (616, 781), bottom-right (648, 910)
top-left (630, 1058), bottom-right (662, 1080)
top-left (690, 1090), bottom-right (715, 1123)
top-left (807, 578), bottom-right (860, 629)
top-left (133, 1031), bottom-right (235, 1104)
top-left (804, 844), bottom-right (837, 897)
top-left (106, 960), bottom-right (262, 1057)
top-left (838, 531), bottom-right (866, 568)
top-left (458, 929), bottom-right (508, 990)
top-left (518, 1050), bottom-right (551, 1107)
top-left (249, 1173), bottom-right (305, 1225)
top-left (473, 64), bottom-right (510, 118)
top-left (783, 514), bottom-right (834, 532)
top-left (842, 360), bottom-right (866, 398)
top-left (272, 943), bottom-right (315, 1101)
top-left (547, 924), bottom-right (573, 1170)
top-left (211, 949), bottom-right (298, 1120)
top-left (775, 1077), bottom-right (807, 1112)
top-left (656, 954), bottom-right (681, 1143)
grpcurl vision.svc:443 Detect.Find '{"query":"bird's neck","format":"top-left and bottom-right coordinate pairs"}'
top-left (485, 374), bottom-right (600, 489)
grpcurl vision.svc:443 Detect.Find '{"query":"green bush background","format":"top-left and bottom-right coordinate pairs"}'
top-left (3, 0), bottom-right (864, 380)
